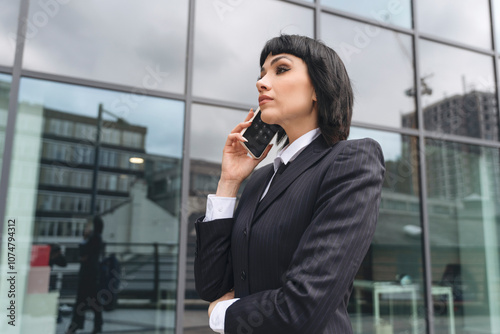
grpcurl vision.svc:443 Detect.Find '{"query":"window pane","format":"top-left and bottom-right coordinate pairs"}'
top-left (321, 0), bottom-right (412, 29)
top-left (321, 14), bottom-right (416, 129)
top-left (0, 73), bottom-right (11, 182)
top-left (419, 40), bottom-right (497, 140)
top-left (426, 139), bottom-right (500, 334)
top-left (494, 0), bottom-right (500, 50)
top-left (193, 0), bottom-right (314, 105)
top-left (0, 0), bottom-right (20, 66)
top-left (417, 0), bottom-right (491, 49)
top-left (23, 0), bottom-right (189, 93)
top-left (349, 127), bottom-right (426, 333)
top-left (0, 78), bottom-right (184, 333)
top-left (187, 104), bottom-right (279, 330)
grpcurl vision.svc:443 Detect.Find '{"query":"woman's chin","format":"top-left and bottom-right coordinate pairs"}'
top-left (260, 109), bottom-right (277, 125)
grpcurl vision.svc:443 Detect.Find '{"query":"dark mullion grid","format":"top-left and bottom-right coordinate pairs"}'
top-left (0, 65), bottom-right (13, 74)
top-left (320, 3), bottom-right (415, 36)
top-left (319, 3), bottom-right (497, 58)
top-left (411, 0), bottom-right (434, 333)
top-left (352, 120), bottom-right (420, 137)
top-left (280, 0), bottom-right (315, 9)
top-left (490, 0), bottom-right (500, 143)
top-left (423, 130), bottom-right (500, 148)
top-left (176, 0), bottom-right (197, 333)
top-left (0, 2), bottom-right (499, 334)
top-left (20, 69), bottom-right (185, 102)
top-left (192, 96), bottom-right (256, 112)
top-left (0, 0), bottom-right (30, 260)
top-left (419, 32), bottom-right (496, 56)
top-left (314, 0), bottom-right (320, 39)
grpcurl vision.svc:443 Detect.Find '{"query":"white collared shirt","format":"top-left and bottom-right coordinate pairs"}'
top-left (203, 128), bottom-right (321, 333)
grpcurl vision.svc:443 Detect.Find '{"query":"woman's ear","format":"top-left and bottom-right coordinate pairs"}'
top-left (312, 90), bottom-right (317, 102)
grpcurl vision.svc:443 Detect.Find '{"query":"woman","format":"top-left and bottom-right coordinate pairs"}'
top-left (195, 35), bottom-right (385, 334)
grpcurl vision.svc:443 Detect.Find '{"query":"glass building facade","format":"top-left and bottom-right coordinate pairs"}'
top-left (0, 0), bottom-right (499, 333)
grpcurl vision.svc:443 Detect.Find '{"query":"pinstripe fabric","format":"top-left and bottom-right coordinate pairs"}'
top-left (195, 137), bottom-right (385, 334)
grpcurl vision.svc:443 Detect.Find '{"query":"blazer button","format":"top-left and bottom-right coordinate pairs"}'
top-left (243, 228), bottom-right (247, 236)
top-left (240, 270), bottom-right (246, 281)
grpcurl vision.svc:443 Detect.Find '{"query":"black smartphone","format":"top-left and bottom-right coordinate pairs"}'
top-left (240, 108), bottom-right (280, 159)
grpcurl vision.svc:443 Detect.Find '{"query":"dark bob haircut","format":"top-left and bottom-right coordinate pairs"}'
top-left (260, 35), bottom-right (353, 146)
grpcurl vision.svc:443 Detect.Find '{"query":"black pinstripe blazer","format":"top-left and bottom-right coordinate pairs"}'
top-left (195, 136), bottom-right (385, 334)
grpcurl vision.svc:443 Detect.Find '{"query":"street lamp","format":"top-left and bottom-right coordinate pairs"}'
top-left (90, 103), bottom-right (143, 216)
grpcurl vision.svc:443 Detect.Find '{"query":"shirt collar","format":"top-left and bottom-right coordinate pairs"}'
top-left (273, 128), bottom-right (321, 172)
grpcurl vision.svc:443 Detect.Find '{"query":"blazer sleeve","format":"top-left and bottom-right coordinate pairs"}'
top-left (224, 138), bottom-right (385, 333)
top-left (194, 216), bottom-right (234, 301)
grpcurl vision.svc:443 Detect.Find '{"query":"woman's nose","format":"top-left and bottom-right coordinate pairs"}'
top-left (256, 77), bottom-right (270, 92)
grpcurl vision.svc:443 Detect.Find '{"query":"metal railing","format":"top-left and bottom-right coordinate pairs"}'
top-left (45, 241), bottom-right (179, 306)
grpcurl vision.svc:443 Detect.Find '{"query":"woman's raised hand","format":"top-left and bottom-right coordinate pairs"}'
top-left (216, 109), bottom-right (273, 197)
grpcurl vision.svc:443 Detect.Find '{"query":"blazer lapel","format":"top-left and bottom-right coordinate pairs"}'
top-left (236, 164), bottom-right (274, 231)
top-left (253, 135), bottom-right (332, 222)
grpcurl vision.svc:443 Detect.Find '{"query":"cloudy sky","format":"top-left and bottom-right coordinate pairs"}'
top-left (0, 0), bottom-right (20, 66)
top-left (322, 0), bottom-right (412, 28)
top-left (417, 0), bottom-right (492, 50)
top-left (192, 0), bottom-right (314, 105)
top-left (1, 0), bottom-right (497, 165)
top-left (23, 0), bottom-right (189, 94)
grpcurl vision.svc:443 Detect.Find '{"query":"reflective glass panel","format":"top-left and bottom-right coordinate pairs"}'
top-left (0, 0), bottom-right (20, 66)
top-left (417, 0), bottom-right (491, 50)
top-left (321, 14), bottom-right (416, 129)
top-left (493, 0), bottom-right (500, 50)
top-left (349, 127), bottom-right (425, 333)
top-left (426, 139), bottom-right (500, 334)
top-left (321, 0), bottom-right (412, 28)
top-left (419, 40), bottom-right (497, 140)
top-left (23, 0), bottom-right (189, 94)
top-left (0, 78), bottom-right (184, 334)
top-left (193, 0), bottom-right (314, 105)
top-left (186, 103), bottom-right (279, 332)
top-left (0, 73), bottom-right (11, 181)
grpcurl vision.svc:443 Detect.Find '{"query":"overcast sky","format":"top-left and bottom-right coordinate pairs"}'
top-left (1, 0), bottom-right (497, 165)
top-left (417, 0), bottom-right (491, 50)
top-left (0, 0), bottom-right (20, 66)
top-left (23, 0), bottom-right (189, 94)
top-left (322, 0), bottom-right (412, 28)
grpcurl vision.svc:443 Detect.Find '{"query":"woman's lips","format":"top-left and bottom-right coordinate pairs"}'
top-left (259, 95), bottom-right (273, 106)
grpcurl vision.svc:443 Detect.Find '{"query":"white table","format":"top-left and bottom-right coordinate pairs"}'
top-left (353, 281), bottom-right (455, 334)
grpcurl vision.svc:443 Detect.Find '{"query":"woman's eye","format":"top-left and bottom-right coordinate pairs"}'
top-left (276, 66), bottom-right (290, 75)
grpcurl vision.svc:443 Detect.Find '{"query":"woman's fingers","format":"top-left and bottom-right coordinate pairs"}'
top-left (230, 120), bottom-right (252, 135)
top-left (244, 108), bottom-right (255, 122)
top-left (230, 109), bottom-right (255, 134)
top-left (224, 133), bottom-right (247, 149)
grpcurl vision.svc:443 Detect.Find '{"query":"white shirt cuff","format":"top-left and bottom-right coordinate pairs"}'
top-left (209, 298), bottom-right (240, 333)
top-left (203, 194), bottom-right (236, 221)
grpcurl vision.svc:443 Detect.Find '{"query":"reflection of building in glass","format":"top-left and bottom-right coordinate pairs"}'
top-left (145, 153), bottom-right (182, 217)
top-left (403, 90), bottom-right (498, 140)
top-left (402, 91), bottom-right (500, 204)
top-left (185, 159), bottom-right (222, 298)
top-left (35, 108), bottom-right (147, 243)
top-left (185, 159), bottom-right (250, 298)
top-left (0, 80), bottom-right (9, 106)
top-left (0, 80), bottom-right (9, 136)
